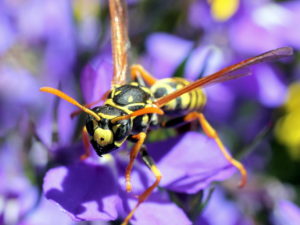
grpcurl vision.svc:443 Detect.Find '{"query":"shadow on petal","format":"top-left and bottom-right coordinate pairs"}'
top-left (43, 162), bottom-right (122, 221)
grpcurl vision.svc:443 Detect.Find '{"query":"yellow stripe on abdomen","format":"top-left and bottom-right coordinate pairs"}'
top-left (151, 78), bottom-right (206, 115)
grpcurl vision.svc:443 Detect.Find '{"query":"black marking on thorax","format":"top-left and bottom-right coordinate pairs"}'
top-left (111, 83), bottom-right (151, 106)
top-left (94, 104), bottom-right (126, 117)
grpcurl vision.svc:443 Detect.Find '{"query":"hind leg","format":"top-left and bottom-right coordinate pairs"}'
top-left (184, 112), bottom-right (247, 187)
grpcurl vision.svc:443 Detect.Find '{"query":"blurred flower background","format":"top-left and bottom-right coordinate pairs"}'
top-left (0, 0), bottom-right (299, 225)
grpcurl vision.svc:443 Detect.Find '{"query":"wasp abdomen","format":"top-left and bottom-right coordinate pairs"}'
top-left (151, 78), bottom-right (206, 115)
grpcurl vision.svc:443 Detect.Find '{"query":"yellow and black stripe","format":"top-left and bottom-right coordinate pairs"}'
top-left (150, 78), bottom-right (206, 116)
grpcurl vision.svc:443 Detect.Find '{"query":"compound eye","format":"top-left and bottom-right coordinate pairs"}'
top-left (86, 118), bottom-right (96, 136)
top-left (94, 127), bottom-right (114, 147)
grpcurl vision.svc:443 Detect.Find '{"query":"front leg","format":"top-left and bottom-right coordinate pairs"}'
top-left (80, 127), bottom-right (92, 160)
top-left (125, 132), bottom-right (147, 192)
top-left (122, 145), bottom-right (162, 225)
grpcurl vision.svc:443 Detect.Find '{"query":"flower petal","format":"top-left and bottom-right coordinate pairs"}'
top-left (197, 188), bottom-right (254, 225)
top-left (147, 132), bottom-right (235, 193)
top-left (272, 200), bottom-right (300, 225)
top-left (144, 33), bottom-right (193, 78)
top-left (115, 157), bottom-right (192, 225)
top-left (43, 162), bottom-right (121, 221)
top-left (129, 192), bottom-right (192, 225)
top-left (80, 52), bottom-right (113, 103)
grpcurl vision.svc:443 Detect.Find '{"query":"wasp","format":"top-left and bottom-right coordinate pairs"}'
top-left (40, 0), bottom-right (293, 224)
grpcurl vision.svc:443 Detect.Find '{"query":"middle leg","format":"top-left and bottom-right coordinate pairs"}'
top-left (125, 132), bottom-right (147, 192)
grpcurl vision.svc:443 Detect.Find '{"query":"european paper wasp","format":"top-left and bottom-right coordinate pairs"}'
top-left (40, 0), bottom-right (293, 224)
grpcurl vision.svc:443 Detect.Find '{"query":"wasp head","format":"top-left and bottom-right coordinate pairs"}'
top-left (85, 106), bottom-right (131, 156)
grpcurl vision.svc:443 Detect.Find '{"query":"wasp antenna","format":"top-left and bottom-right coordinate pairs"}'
top-left (111, 107), bottom-right (164, 123)
top-left (274, 46), bottom-right (293, 57)
top-left (40, 87), bottom-right (101, 121)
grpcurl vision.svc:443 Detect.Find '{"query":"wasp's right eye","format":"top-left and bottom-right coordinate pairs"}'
top-left (86, 118), bottom-right (95, 136)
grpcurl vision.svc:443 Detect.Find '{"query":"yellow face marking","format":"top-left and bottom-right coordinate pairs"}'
top-left (94, 128), bottom-right (114, 146)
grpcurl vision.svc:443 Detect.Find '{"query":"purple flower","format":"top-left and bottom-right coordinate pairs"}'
top-left (196, 188), bottom-right (254, 225)
top-left (42, 54), bottom-right (237, 222)
top-left (19, 197), bottom-right (74, 225)
top-left (272, 200), bottom-right (300, 225)
top-left (43, 162), bottom-right (122, 221)
top-left (0, 12), bottom-right (16, 54)
top-left (43, 155), bottom-right (193, 224)
top-left (40, 41), bottom-right (239, 224)
top-left (0, 141), bottom-right (38, 225)
top-left (142, 33), bottom-right (193, 78)
top-left (1, 1), bottom-right (296, 224)
top-left (43, 130), bottom-right (235, 223)
top-left (0, 2), bottom-right (82, 224)
top-left (80, 50), bottom-right (113, 104)
top-left (229, 1), bottom-right (300, 54)
top-left (186, 0), bottom-right (293, 109)
top-left (0, 66), bottom-right (40, 135)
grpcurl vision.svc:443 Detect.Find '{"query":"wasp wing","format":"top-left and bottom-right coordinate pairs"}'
top-left (155, 47), bottom-right (293, 107)
top-left (109, 0), bottom-right (129, 86)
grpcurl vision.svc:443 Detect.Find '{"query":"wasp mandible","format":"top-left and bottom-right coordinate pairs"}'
top-left (40, 0), bottom-right (293, 224)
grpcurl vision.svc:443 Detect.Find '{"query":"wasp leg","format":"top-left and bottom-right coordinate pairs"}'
top-left (80, 127), bottom-right (92, 160)
top-left (122, 146), bottom-right (162, 225)
top-left (125, 132), bottom-right (147, 193)
top-left (130, 64), bottom-right (157, 86)
top-left (70, 90), bottom-right (110, 118)
top-left (184, 112), bottom-right (247, 188)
